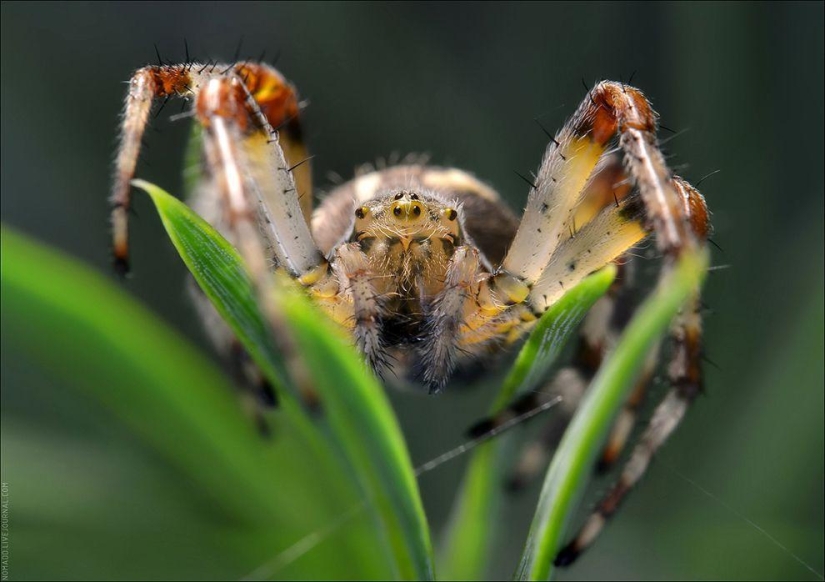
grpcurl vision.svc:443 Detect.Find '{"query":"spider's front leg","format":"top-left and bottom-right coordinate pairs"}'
top-left (463, 81), bottom-right (711, 565)
top-left (109, 61), bottom-right (314, 273)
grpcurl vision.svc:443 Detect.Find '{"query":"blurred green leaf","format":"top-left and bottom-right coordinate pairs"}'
top-left (515, 248), bottom-right (709, 581)
top-left (0, 225), bottom-right (389, 579)
top-left (2, 225), bottom-right (280, 523)
top-left (136, 181), bottom-right (435, 580)
top-left (439, 266), bottom-right (616, 580)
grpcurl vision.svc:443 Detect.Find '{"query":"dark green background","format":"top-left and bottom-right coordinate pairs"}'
top-left (2, 2), bottom-right (823, 580)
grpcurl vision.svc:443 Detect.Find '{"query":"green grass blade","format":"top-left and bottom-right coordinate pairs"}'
top-left (1, 226), bottom-right (281, 523)
top-left (134, 179), bottom-right (293, 397)
top-left (136, 182), bottom-right (435, 580)
top-left (276, 283), bottom-right (436, 580)
top-left (515, 249), bottom-right (709, 581)
top-left (1, 225), bottom-right (393, 579)
top-left (439, 266), bottom-right (616, 580)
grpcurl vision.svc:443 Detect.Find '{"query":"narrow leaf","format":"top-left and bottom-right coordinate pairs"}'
top-left (1, 225), bottom-right (393, 579)
top-left (439, 266), bottom-right (616, 580)
top-left (516, 249), bottom-right (709, 581)
top-left (136, 182), bottom-right (435, 580)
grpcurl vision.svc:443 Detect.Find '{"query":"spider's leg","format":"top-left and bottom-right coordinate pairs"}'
top-left (111, 62), bottom-right (313, 273)
top-left (111, 65), bottom-right (195, 273)
top-left (455, 152), bottom-right (648, 362)
top-left (554, 176), bottom-right (711, 568)
top-left (496, 85), bottom-right (618, 290)
top-left (418, 246), bottom-right (482, 393)
top-left (468, 261), bottom-right (654, 490)
top-left (195, 73), bottom-right (324, 282)
top-left (500, 368), bottom-right (588, 491)
top-left (187, 71), bottom-right (334, 412)
top-left (231, 63), bottom-right (314, 224)
top-left (329, 243), bottom-right (389, 376)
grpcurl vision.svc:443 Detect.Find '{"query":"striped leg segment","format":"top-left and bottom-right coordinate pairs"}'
top-left (110, 61), bottom-right (314, 273)
top-left (554, 296), bottom-right (703, 566)
top-left (110, 61), bottom-right (326, 415)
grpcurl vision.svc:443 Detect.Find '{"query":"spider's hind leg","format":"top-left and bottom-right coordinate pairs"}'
top-left (554, 178), bottom-right (711, 566)
top-left (468, 259), bottom-right (659, 491)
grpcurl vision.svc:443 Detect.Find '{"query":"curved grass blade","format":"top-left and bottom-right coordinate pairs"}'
top-left (134, 179), bottom-right (293, 399)
top-left (516, 249), bottom-right (709, 581)
top-left (439, 266), bottom-right (616, 580)
top-left (1, 226), bottom-right (392, 579)
top-left (136, 182), bottom-right (435, 580)
top-left (1, 226), bottom-right (282, 523)
top-left (275, 282), bottom-right (436, 580)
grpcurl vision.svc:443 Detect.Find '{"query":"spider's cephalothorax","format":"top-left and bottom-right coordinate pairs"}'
top-left (310, 165), bottom-right (522, 385)
top-left (110, 60), bottom-right (711, 566)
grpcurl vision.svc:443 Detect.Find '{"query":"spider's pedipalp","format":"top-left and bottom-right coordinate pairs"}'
top-left (332, 243), bottom-right (388, 376)
top-left (420, 246), bottom-right (482, 393)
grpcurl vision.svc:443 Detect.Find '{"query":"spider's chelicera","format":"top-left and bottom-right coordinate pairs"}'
top-left (110, 60), bottom-right (710, 566)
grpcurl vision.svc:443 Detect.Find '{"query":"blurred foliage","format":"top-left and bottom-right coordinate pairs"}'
top-left (2, 204), bottom-right (700, 580)
top-left (1, 2), bottom-right (823, 580)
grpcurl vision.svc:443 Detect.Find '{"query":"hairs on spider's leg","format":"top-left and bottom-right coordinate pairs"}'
top-left (553, 84), bottom-right (710, 567)
top-left (110, 64), bottom-right (194, 273)
top-left (332, 243), bottom-right (389, 377)
top-left (419, 246), bottom-right (482, 394)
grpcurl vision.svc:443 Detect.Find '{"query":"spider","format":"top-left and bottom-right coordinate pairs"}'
top-left (109, 59), bottom-right (710, 567)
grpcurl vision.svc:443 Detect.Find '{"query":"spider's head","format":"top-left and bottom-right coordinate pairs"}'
top-left (354, 190), bottom-right (461, 248)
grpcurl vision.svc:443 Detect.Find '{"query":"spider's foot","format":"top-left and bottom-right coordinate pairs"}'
top-left (553, 542), bottom-right (582, 568)
top-left (113, 255), bottom-right (130, 277)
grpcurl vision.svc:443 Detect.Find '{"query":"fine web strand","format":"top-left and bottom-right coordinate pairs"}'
top-left (242, 396), bottom-right (564, 579)
top-left (660, 459), bottom-right (824, 581)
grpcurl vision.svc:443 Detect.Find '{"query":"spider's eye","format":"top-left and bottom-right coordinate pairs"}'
top-left (413, 205), bottom-right (421, 217)
top-left (355, 206), bottom-right (368, 219)
top-left (445, 208), bottom-right (458, 221)
top-left (394, 192), bottom-right (404, 200)
top-left (393, 206), bottom-right (402, 216)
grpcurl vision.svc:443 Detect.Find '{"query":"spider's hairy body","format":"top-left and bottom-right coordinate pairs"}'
top-left (309, 165), bottom-right (520, 384)
top-left (110, 59), bottom-right (711, 567)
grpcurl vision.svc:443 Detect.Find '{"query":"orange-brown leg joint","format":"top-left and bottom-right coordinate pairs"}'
top-left (572, 82), bottom-right (657, 146)
top-left (147, 65), bottom-right (194, 97)
top-left (195, 77), bottom-right (250, 132)
top-left (673, 176), bottom-right (712, 242)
